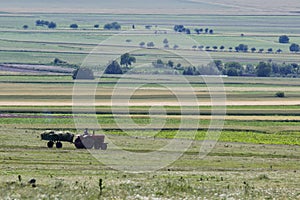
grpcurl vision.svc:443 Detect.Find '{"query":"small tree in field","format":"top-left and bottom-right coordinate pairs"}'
top-left (147, 42), bottom-right (155, 48)
top-left (120, 53), bottom-right (136, 68)
top-left (251, 47), bottom-right (256, 53)
top-left (279, 35), bottom-right (289, 44)
top-left (139, 42), bottom-right (145, 48)
top-left (70, 24), bottom-right (78, 29)
top-left (275, 91), bottom-right (285, 98)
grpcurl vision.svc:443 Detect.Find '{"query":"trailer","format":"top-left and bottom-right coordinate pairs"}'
top-left (41, 130), bottom-right (74, 148)
top-left (41, 129), bottom-right (107, 150)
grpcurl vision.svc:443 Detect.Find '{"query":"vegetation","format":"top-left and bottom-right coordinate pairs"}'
top-left (72, 67), bottom-right (94, 80)
top-left (275, 91), bottom-right (285, 98)
top-left (279, 35), bottom-right (290, 44)
top-left (104, 22), bottom-right (121, 30)
top-left (120, 53), bottom-right (136, 68)
top-left (70, 24), bottom-right (78, 29)
top-left (104, 60), bottom-right (123, 74)
top-left (1, 12), bottom-right (300, 199)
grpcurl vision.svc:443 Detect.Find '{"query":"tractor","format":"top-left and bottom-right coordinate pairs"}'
top-left (41, 129), bottom-right (107, 150)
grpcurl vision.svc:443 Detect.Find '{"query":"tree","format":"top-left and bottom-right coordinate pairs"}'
top-left (258, 48), bottom-right (264, 53)
top-left (290, 43), bottom-right (300, 53)
top-left (205, 28), bottom-right (209, 33)
top-left (48, 22), bottom-right (56, 29)
top-left (192, 45), bottom-right (197, 50)
top-left (139, 42), bottom-right (145, 48)
top-left (279, 35), bottom-right (290, 43)
top-left (94, 24), bottom-right (99, 28)
top-left (36, 20), bottom-right (49, 26)
top-left (104, 22), bottom-right (121, 30)
top-left (213, 46), bottom-right (218, 51)
top-left (209, 29), bottom-right (214, 34)
top-left (120, 53), bottom-right (136, 68)
top-left (226, 68), bottom-right (239, 76)
top-left (251, 47), bottom-right (256, 53)
top-left (185, 28), bottom-right (191, 34)
top-left (183, 66), bottom-right (198, 75)
top-left (267, 48), bottom-right (273, 53)
top-left (173, 44), bottom-right (179, 50)
top-left (72, 68), bottom-right (94, 80)
top-left (276, 49), bottom-right (282, 53)
top-left (163, 38), bottom-right (169, 44)
top-left (236, 44), bottom-right (248, 52)
top-left (70, 24), bottom-right (78, 29)
top-left (275, 91), bottom-right (285, 98)
top-left (194, 28), bottom-right (201, 34)
top-left (220, 46), bottom-right (225, 51)
top-left (224, 62), bottom-right (243, 76)
top-left (214, 60), bottom-right (223, 72)
top-left (23, 25), bottom-right (28, 29)
top-left (105, 60), bottom-right (123, 74)
top-left (256, 62), bottom-right (271, 77)
top-left (147, 42), bottom-right (155, 48)
top-left (198, 45), bottom-right (204, 50)
top-left (167, 60), bottom-right (174, 68)
top-left (229, 47), bottom-right (233, 52)
top-left (174, 25), bottom-right (185, 32)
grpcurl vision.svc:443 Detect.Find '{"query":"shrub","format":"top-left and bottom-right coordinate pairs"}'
top-left (275, 91), bottom-right (285, 98)
top-left (70, 24), bottom-right (78, 29)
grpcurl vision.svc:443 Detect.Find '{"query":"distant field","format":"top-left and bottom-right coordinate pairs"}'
top-left (0, 14), bottom-right (300, 65)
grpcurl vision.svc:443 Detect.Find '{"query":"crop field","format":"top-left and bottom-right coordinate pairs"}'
top-left (0, 8), bottom-right (300, 199)
top-left (0, 74), bottom-right (300, 199)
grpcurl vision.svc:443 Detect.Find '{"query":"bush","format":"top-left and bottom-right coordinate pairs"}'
top-left (70, 24), bottom-right (78, 29)
top-left (275, 91), bottom-right (285, 98)
top-left (104, 22), bottom-right (121, 30)
top-left (279, 35), bottom-right (289, 44)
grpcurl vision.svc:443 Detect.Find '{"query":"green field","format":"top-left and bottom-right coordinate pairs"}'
top-left (0, 14), bottom-right (300, 65)
top-left (1, 9), bottom-right (300, 199)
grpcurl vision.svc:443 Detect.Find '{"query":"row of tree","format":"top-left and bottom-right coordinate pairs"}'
top-left (182, 60), bottom-right (300, 78)
top-left (174, 25), bottom-right (214, 35)
top-left (35, 20), bottom-right (57, 29)
top-left (32, 20), bottom-right (121, 30)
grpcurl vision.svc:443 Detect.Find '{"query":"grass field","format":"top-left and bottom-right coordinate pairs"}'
top-left (0, 74), bottom-right (300, 198)
top-left (1, 9), bottom-right (300, 199)
top-left (0, 14), bottom-right (300, 65)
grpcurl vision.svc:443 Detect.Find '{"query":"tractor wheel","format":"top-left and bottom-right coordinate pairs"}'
top-left (47, 141), bottom-right (54, 148)
top-left (101, 143), bottom-right (107, 150)
top-left (83, 138), bottom-right (94, 149)
top-left (74, 137), bottom-right (84, 149)
top-left (56, 142), bottom-right (63, 149)
top-left (94, 142), bottom-right (101, 150)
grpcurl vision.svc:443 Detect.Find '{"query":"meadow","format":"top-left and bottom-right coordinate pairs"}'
top-left (0, 12), bottom-right (300, 199)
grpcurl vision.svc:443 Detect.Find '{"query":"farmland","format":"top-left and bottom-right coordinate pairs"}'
top-left (0, 6), bottom-right (300, 199)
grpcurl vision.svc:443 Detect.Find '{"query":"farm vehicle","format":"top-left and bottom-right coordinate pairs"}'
top-left (40, 129), bottom-right (107, 150)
